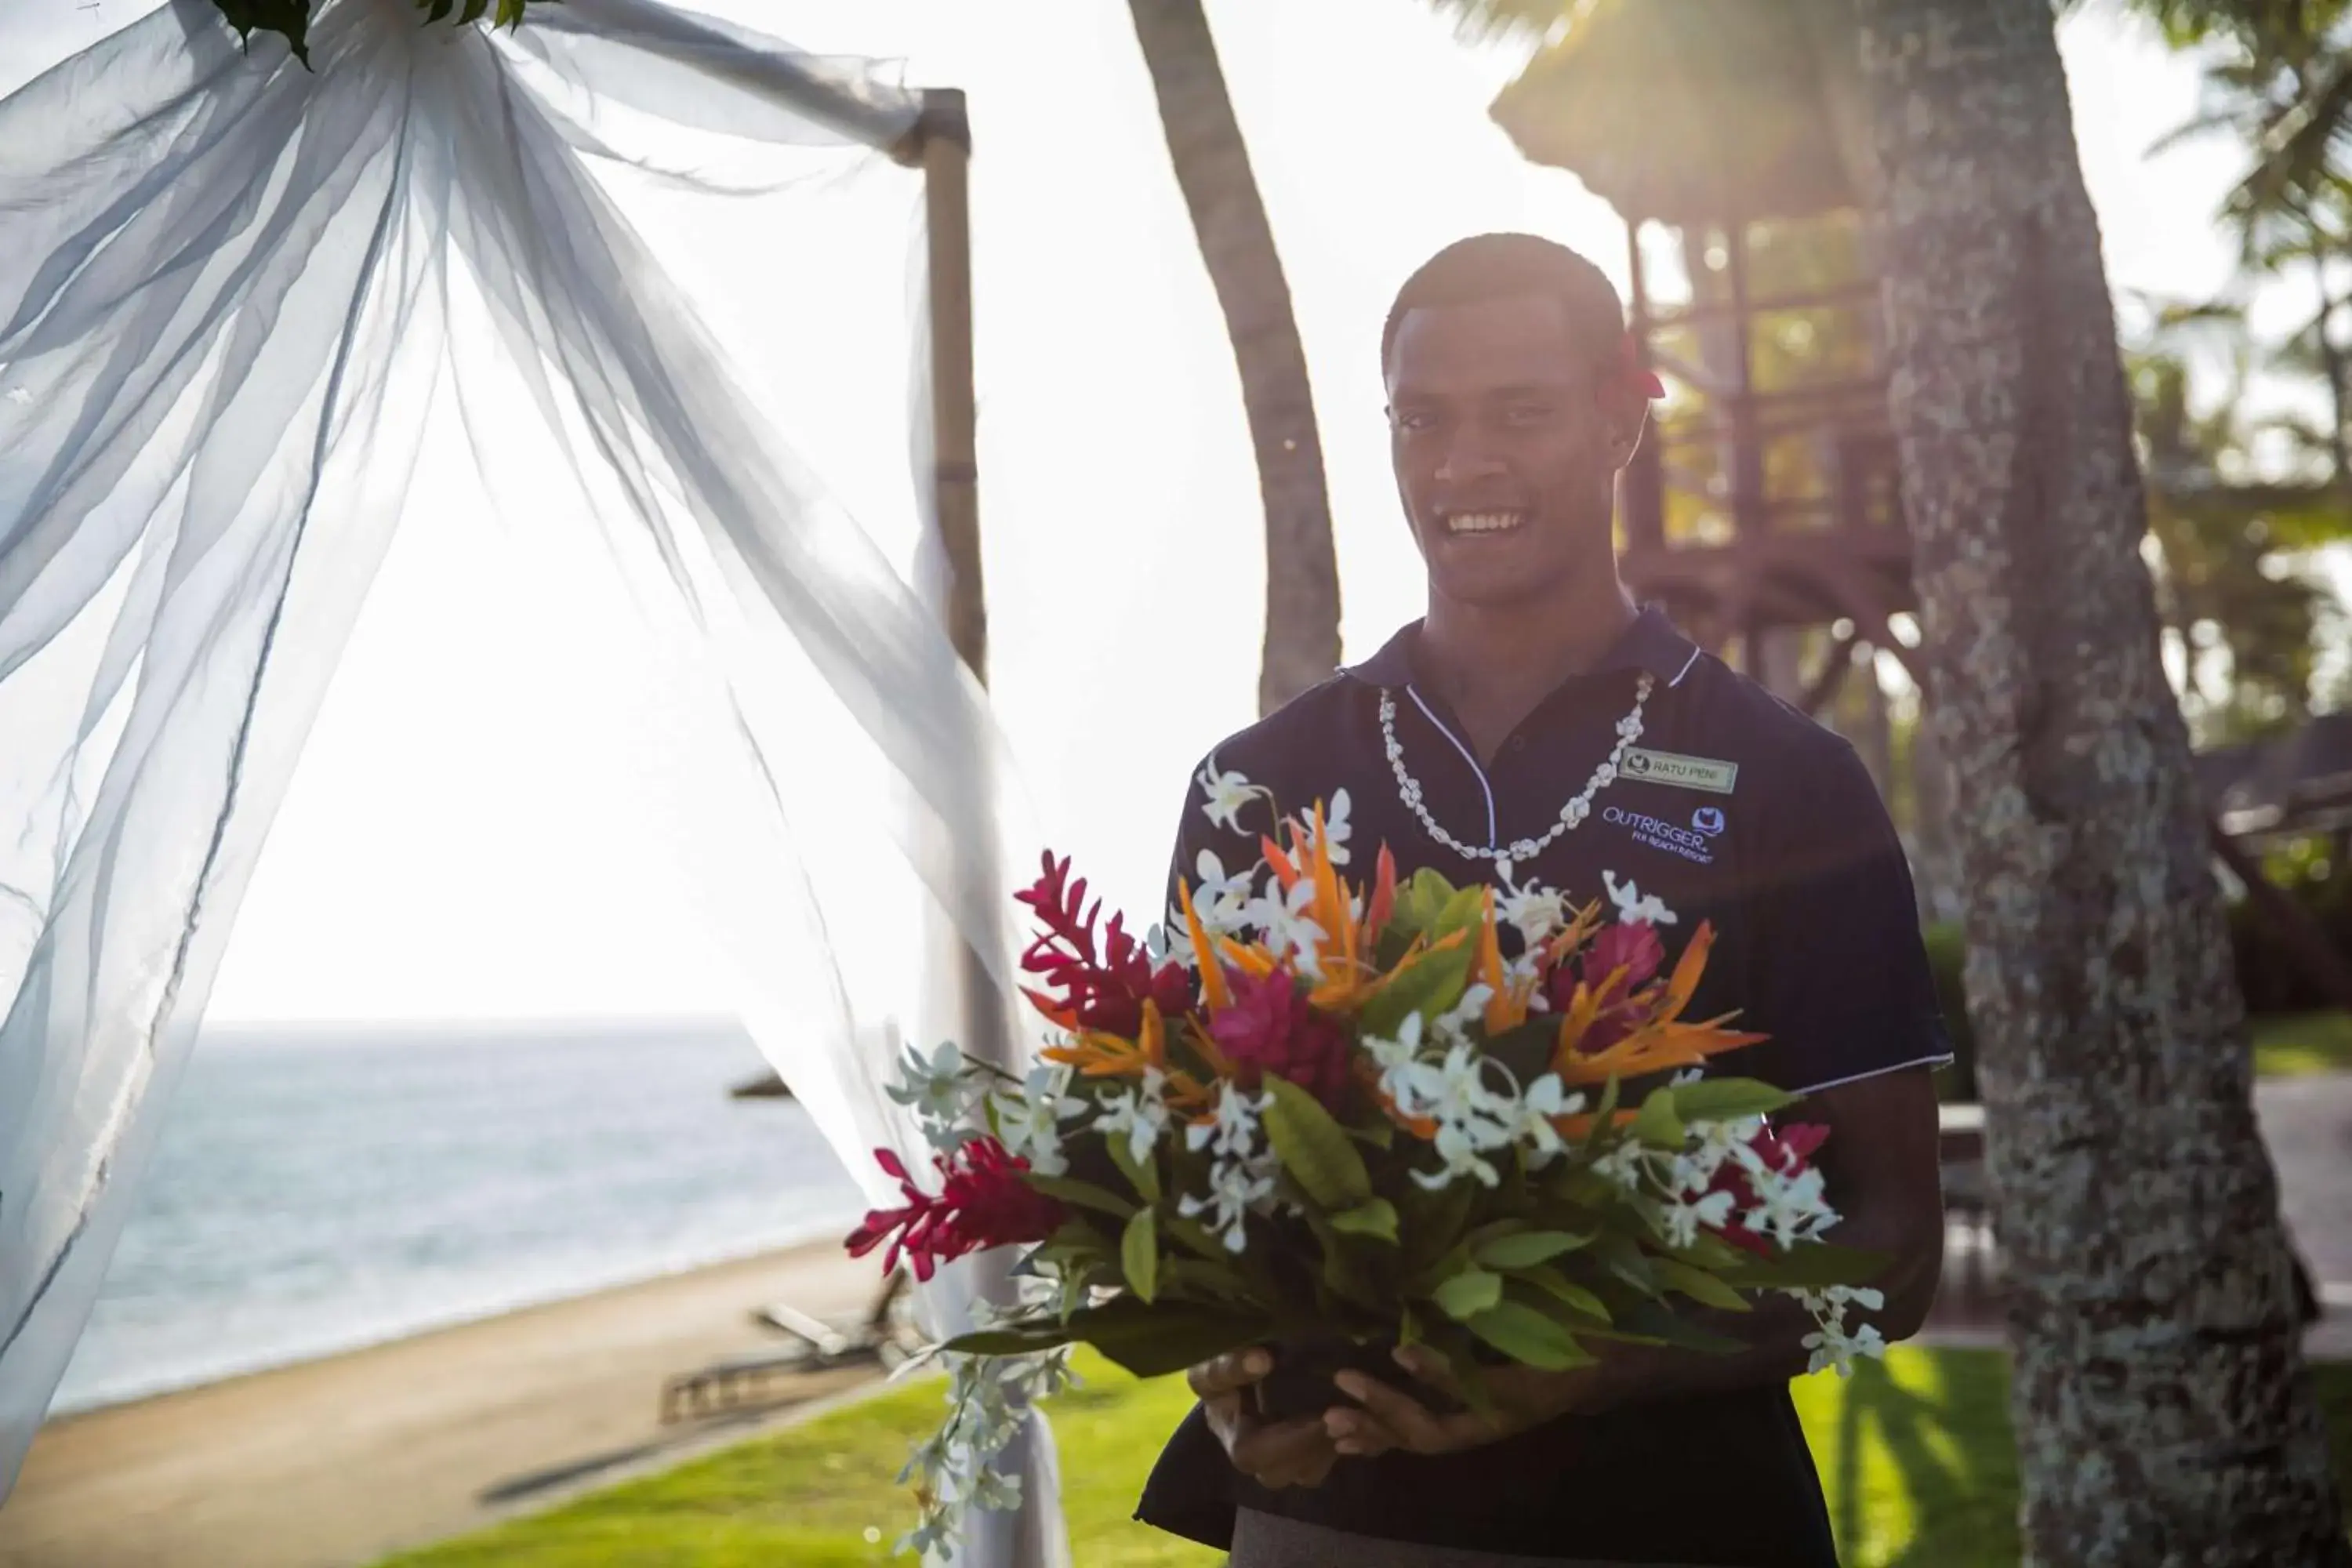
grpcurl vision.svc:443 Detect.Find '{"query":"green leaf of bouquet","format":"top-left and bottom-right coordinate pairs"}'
top-left (1589, 1073), bottom-right (1624, 1132)
top-left (212, 0), bottom-right (314, 65)
top-left (943, 1322), bottom-right (1081, 1357)
top-left (1712, 1240), bottom-right (1893, 1290)
top-left (1460, 1300), bottom-right (1596, 1370)
top-left (1261, 1077), bottom-right (1373, 1209)
top-left (1331, 1198), bottom-right (1400, 1243)
top-left (1613, 1300), bottom-right (1748, 1356)
top-left (1025, 1174), bottom-right (1136, 1220)
top-left (1058, 1298), bottom-right (1269, 1380)
top-left (1430, 1266), bottom-right (1504, 1322)
top-left (1630, 1087), bottom-right (1684, 1149)
top-left (1435, 884), bottom-right (1489, 939)
top-left (1357, 939), bottom-right (1475, 1039)
top-left (1475, 1229), bottom-right (1594, 1271)
top-left (1160, 1257), bottom-right (1252, 1305)
top-left (1666, 1078), bottom-right (1797, 1123)
top-left (1393, 868), bottom-right (1461, 935)
top-left (1651, 1257), bottom-right (1754, 1313)
top-left (1105, 1129), bottom-right (1162, 1203)
top-left (1661, 1232), bottom-right (1751, 1271)
top-left (1512, 1265), bottom-right (1613, 1323)
top-left (1592, 1234), bottom-right (1660, 1296)
top-left (1121, 1207), bottom-right (1160, 1304)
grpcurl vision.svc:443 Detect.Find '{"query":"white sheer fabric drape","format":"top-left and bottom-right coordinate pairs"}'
top-left (0, 2), bottom-right (1062, 1557)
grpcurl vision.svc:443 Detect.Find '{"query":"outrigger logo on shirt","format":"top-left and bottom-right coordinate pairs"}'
top-left (1621, 746), bottom-right (1738, 796)
top-left (1602, 804), bottom-right (1717, 865)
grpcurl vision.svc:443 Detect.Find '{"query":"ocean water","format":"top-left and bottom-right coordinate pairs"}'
top-left (51, 1020), bottom-right (869, 1416)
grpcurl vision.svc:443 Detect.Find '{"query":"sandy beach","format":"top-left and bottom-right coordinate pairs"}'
top-left (0, 1240), bottom-right (887, 1568)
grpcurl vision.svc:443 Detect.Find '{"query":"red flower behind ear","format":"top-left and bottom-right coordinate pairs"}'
top-left (1612, 332), bottom-right (1666, 401)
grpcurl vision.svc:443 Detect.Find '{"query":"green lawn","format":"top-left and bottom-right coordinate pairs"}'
top-left (382, 1348), bottom-right (2352, 1568)
top-left (2254, 1011), bottom-right (2352, 1076)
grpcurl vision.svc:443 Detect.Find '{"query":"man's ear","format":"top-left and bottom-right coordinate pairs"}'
top-left (1606, 401), bottom-right (1650, 472)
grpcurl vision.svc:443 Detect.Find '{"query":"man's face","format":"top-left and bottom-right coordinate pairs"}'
top-left (1385, 292), bottom-right (1629, 611)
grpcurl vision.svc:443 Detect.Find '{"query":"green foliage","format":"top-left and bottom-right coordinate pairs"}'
top-left (1259, 1077), bottom-right (1373, 1209)
top-left (2130, 346), bottom-right (2344, 744)
top-left (1120, 1209), bottom-right (1160, 1303)
top-left (1330, 1197), bottom-right (1401, 1241)
top-left (1457, 1296), bottom-right (1596, 1369)
top-left (209, 0), bottom-right (549, 67)
top-left (1429, 1265), bottom-right (1505, 1320)
top-left (1472, 1229), bottom-right (1592, 1269)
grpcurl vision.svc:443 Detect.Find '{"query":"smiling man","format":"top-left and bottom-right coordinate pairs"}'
top-left (1132, 234), bottom-right (1952, 1566)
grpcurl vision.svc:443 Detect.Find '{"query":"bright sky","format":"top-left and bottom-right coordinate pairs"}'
top-left (0, 0), bottom-right (2281, 1022)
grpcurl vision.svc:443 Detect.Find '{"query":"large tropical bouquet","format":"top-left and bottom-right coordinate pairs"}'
top-left (848, 777), bottom-right (1887, 1560)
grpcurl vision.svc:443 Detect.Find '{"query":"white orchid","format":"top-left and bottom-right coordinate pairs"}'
top-left (1180, 1156), bottom-right (1276, 1251)
top-left (1653, 1186), bottom-right (1738, 1249)
top-left (1420, 1118), bottom-right (1507, 1190)
top-left (968, 1464), bottom-right (1026, 1513)
top-left (1797, 1291), bottom-right (1889, 1376)
top-left (1363, 1011), bottom-right (1428, 1110)
top-left (1509, 1073), bottom-right (1584, 1166)
top-left (1744, 1163), bottom-right (1838, 1250)
top-left (1397, 1041), bottom-right (1515, 1189)
top-left (1189, 849), bottom-right (1259, 934)
top-left (1196, 758), bottom-right (1272, 833)
top-left (1494, 866), bottom-right (1570, 948)
top-left (1297, 787), bottom-right (1354, 866)
top-left (1430, 982), bottom-right (1494, 1049)
top-left (1602, 869), bottom-right (1679, 928)
top-left (1094, 1065), bottom-right (1174, 1167)
top-left (1185, 1083), bottom-right (1267, 1161)
top-left (1242, 876), bottom-right (1327, 979)
top-left (989, 1066), bottom-right (1085, 1178)
top-left (1672, 1115), bottom-right (1766, 1193)
top-left (886, 1037), bottom-right (985, 1152)
top-left (1592, 1138), bottom-right (1654, 1192)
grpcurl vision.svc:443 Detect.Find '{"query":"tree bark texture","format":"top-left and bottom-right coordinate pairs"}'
top-left (1853, 2), bottom-right (2350, 1562)
top-left (1125, 0), bottom-right (1342, 717)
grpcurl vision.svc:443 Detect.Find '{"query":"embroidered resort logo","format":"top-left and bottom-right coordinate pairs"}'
top-left (1603, 804), bottom-right (1715, 865)
top-left (1692, 806), bottom-right (1726, 837)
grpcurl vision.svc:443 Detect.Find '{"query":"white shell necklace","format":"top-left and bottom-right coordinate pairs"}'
top-left (1379, 673), bottom-right (1654, 873)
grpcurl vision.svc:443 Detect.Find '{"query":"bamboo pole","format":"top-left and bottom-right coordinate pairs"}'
top-left (903, 89), bottom-right (988, 683)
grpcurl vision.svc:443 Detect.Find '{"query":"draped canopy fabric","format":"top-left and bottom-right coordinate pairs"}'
top-left (0, 2), bottom-right (1061, 1555)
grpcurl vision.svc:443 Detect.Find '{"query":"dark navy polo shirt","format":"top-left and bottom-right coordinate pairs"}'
top-left (1133, 607), bottom-right (1951, 1566)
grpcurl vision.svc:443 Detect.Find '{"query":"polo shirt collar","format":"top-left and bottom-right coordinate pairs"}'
top-left (1343, 604), bottom-right (1700, 690)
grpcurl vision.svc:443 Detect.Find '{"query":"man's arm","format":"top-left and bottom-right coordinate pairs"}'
top-left (1323, 1063), bottom-right (1946, 1457)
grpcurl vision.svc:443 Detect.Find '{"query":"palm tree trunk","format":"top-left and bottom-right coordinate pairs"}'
top-left (1853, 2), bottom-right (2350, 1561)
top-left (1125, 0), bottom-right (1341, 717)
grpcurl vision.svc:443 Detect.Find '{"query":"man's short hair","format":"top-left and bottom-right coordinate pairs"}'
top-left (1381, 233), bottom-right (1628, 376)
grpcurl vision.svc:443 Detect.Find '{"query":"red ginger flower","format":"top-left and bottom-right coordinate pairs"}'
top-left (845, 1138), bottom-right (1066, 1283)
top-left (1208, 968), bottom-right (1354, 1109)
top-left (1548, 919), bottom-right (1667, 1054)
top-left (1015, 852), bottom-right (1194, 1035)
top-left (1706, 1122), bottom-right (1831, 1258)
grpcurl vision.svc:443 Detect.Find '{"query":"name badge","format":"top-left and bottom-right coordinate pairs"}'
top-left (1621, 747), bottom-right (1738, 796)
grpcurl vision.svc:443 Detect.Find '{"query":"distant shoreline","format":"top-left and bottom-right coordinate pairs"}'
top-left (50, 1216), bottom-right (845, 1418)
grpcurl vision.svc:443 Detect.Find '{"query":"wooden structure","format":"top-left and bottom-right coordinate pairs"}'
top-left (1491, 2), bottom-right (1920, 704)
top-left (1487, 5), bottom-right (2352, 1018)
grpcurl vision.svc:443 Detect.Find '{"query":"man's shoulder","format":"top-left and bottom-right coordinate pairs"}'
top-left (1671, 649), bottom-right (1864, 770)
top-left (1188, 670), bottom-right (1361, 779)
